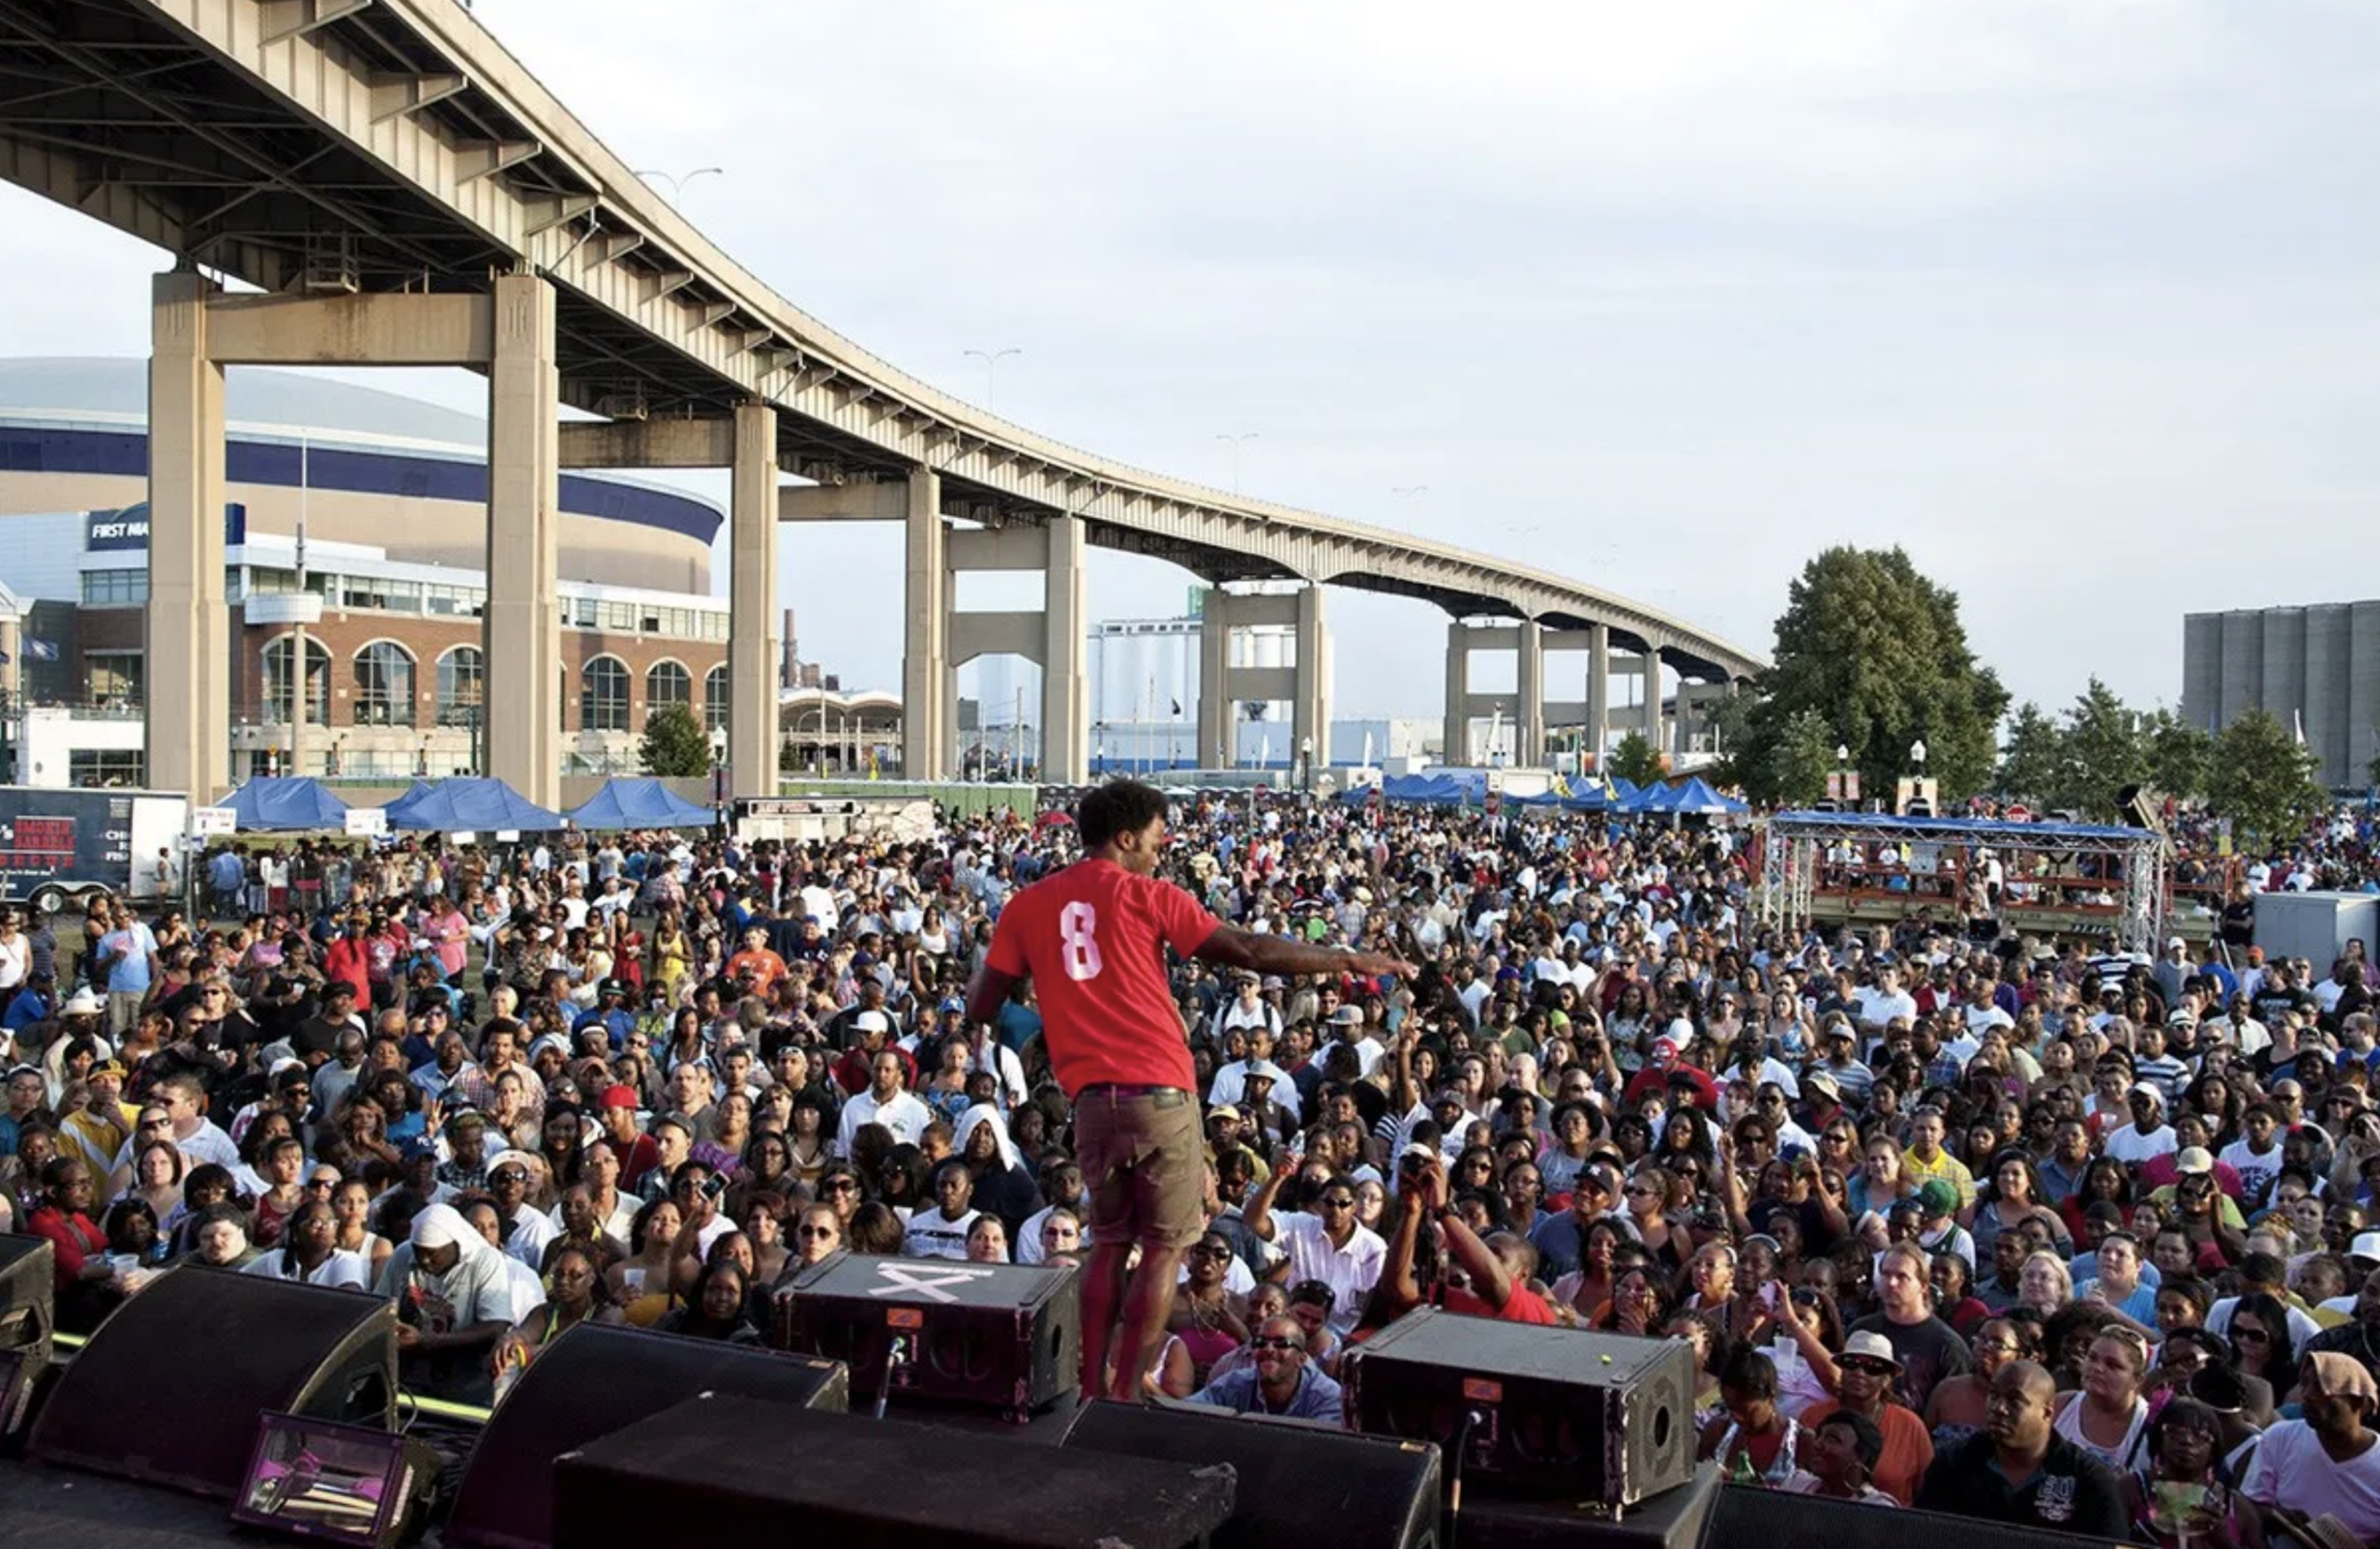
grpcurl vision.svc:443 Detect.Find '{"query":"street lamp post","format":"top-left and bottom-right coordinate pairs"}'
top-left (1299, 735), bottom-right (1315, 797)
top-left (962, 348), bottom-right (1021, 413)
top-left (1389, 485), bottom-right (1429, 535)
top-left (1215, 432), bottom-right (1260, 494)
top-left (633, 166), bottom-right (722, 207)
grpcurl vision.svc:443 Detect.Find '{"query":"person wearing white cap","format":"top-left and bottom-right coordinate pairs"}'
top-left (2102, 1083), bottom-right (2178, 1166)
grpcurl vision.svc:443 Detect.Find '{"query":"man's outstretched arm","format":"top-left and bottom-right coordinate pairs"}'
top-left (1194, 923), bottom-right (1414, 982)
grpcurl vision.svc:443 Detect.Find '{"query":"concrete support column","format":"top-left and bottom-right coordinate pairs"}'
top-left (1514, 618), bottom-right (1543, 766)
top-left (1444, 621), bottom-right (1470, 765)
top-left (1639, 646), bottom-right (1664, 748)
top-left (147, 271), bottom-right (231, 800)
top-left (728, 403), bottom-right (779, 799)
top-left (1292, 584), bottom-right (1329, 774)
top-left (1586, 624), bottom-right (1610, 767)
top-left (902, 469), bottom-right (947, 779)
top-left (1040, 515), bottom-right (1088, 783)
top-left (484, 273), bottom-right (562, 809)
top-left (1197, 590), bottom-right (1234, 769)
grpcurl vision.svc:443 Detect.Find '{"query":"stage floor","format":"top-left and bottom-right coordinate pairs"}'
top-left (0, 1460), bottom-right (244, 1548)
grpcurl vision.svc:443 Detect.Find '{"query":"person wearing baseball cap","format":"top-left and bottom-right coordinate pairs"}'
top-left (58, 1056), bottom-right (137, 1178)
top-left (594, 1083), bottom-right (661, 1193)
top-left (1800, 1330), bottom-right (1930, 1503)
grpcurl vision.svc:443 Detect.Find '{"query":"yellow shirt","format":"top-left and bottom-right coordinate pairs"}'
top-left (1899, 1147), bottom-right (1977, 1210)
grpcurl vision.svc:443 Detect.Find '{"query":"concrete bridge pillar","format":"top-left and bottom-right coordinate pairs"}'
top-left (1292, 583), bottom-right (1329, 775)
top-left (147, 271), bottom-right (232, 801)
top-left (1443, 621), bottom-right (1471, 765)
top-left (484, 273), bottom-right (562, 810)
top-left (1514, 618), bottom-right (1543, 766)
top-left (902, 470), bottom-right (948, 779)
top-left (1040, 515), bottom-right (1088, 784)
top-left (1586, 623), bottom-right (1610, 766)
top-left (728, 403), bottom-right (780, 799)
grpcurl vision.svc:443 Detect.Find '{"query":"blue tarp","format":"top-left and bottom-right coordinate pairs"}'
top-left (379, 777), bottom-right (564, 833)
top-left (220, 776), bottom-right (351, 831)
top-left (564, 777), bottom-right (715, 830)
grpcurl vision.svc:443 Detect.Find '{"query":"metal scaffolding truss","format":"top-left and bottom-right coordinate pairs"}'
top-left (1757, 809), bottom-right (2171, 955)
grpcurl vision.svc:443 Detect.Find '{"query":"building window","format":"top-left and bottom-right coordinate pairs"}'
top-left (645, 661), bottom-right (691, 724)
top-left (86, 651), bottom-right (143, 708)
top-left (81, 570), bottom-right (148, 605)
top-left (704, 664), bottom-right (730, 732)
top-left (581, 655), bottom-right (629, 732)
top-left (262, 636), bottom-right (332, 724)
top-left (69, 749), bottom-right (145, 788)
top-left (353, 642), bottom-right (417, 726)
top-left (436, 647), bottom-right (484, 727)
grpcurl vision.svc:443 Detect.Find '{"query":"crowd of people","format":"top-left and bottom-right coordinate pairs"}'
top-left (5, 781), bottom-right (2380, 1546)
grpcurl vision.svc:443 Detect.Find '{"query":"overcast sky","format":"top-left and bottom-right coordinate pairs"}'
top-left (3, 1), bottom-right (2373, 722)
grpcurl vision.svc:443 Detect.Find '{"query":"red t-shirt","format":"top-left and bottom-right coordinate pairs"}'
top-left (986, 859), bottom-right (1216, 1094)
top-left (1441, 1283), bottom-right (1561, 1324)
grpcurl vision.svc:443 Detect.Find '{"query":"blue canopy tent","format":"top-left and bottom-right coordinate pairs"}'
top-left (220, 776), bottom-right (352, 831)
top-left (379, 777), bottom-right (564, 833)
top-left (564, 777), bottom-right (715, 830)
top-left (1663, 776), bottom-right (1747, 815)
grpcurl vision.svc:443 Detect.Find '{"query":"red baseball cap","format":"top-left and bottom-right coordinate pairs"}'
top-left (600, 1085), bottom-right (640, 1110)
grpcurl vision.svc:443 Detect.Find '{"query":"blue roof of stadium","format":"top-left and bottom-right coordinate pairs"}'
top-left (0, 357), bottom-right (722, 545)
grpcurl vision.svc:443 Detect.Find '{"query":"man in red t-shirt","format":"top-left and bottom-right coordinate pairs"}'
top-left (970, 779), bottom-right (1412, 1402)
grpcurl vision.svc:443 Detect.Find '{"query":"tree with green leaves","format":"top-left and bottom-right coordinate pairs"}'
top-left (639, 702), bottom-right (711, 778)
top-left (2207, 708), bottom-right (2322, 846)
top-left (1737, 547), bottom-right (2008, 801)
top-left (2145, 708), bottom-right (2214, 801)
top-left (1759, 707), bottom-right (1837, 806)
top-left (1606, 731), bottom-right (1664, 789)
top-left (1995, 701), bottom-right (2067, 804)
top-left (2060, 678), bottom-right (2149, 822)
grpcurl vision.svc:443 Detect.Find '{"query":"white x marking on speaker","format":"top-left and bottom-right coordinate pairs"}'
top-left (866, 1262), bottom-right (1000, 1304)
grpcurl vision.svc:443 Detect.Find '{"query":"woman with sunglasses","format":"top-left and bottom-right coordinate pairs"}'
top-left (2222, 1291), bottom-right (2299, 1410)
top-left (1146, 1232), bottom-right (1251, 1399)
top-left (1620, 1164), bottom-right (1692, 1271)
top-left (1924, 1315), bottom-right (2033, 1453)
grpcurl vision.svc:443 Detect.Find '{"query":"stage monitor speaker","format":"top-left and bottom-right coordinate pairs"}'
top-left (25, 1264), bottom-right (393, 1498)
top-left (231, 1410), bottom-right (442, 1549)
top-left (1703, 1477), bottom-right (2122, 1549)
top-left (551, 1393), bottom-right (1237, 1549)
top-left (775, 1251), bottom-right (1079, 1420)
top-left (444, 1322), bottom-right (849, 1549)
top-left (1461, 1463), bottom-right (1719, 1549)
top-left (1343, 1309), bottom-right (1696, 1507)
top-left (0, 1233), bottom-right (54, 1366)
top-left (1062, 1397), bottom-right (1443, 1549)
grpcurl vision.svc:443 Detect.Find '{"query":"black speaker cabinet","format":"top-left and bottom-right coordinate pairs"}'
top-left (1463, 1463), bottom-right (1721, 1549)
top-left (775, 1250), bottom-right (1080, 1420)
top-left (445, 1322), bottom-right (849, 1549)
top-left (552, 1393), bottom-right (1238, 1549)
top-left (1063, 1397), bottom-right (1443, 1549)
top-left (1704, 1479), bottom-right (2123, 1549)
top-left (1343, 1310), bottom-right (1695, 1507)
top-left (26, 1264), bottom-right (394, 1498)
top-left (0, 1233), bottom-right (54, 1367)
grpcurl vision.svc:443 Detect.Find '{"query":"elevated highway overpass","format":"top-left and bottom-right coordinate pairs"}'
top-left (0, 0), bottom-right (1765, 801)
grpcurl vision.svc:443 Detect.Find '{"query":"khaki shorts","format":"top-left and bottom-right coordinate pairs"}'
top-left (1073, 1085), bottom-right (1204, 1251)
